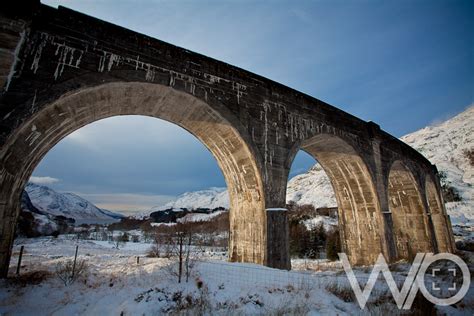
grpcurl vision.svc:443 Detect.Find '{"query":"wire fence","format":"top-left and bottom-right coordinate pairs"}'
top-left (10, 243), bottom-right (409, 292)
top-left (193, 259), bottom-right (380, 290)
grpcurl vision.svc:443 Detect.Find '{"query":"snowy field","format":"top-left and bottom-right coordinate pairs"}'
top-left (1, 236), bottom-right (473, 315)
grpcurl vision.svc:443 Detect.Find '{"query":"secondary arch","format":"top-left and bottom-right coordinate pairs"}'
top-left (425, 175), bottom-right (454, 252)
top-left (388, 160), bottom-right (434, 260)
top-left (293, 133), bottom-right (385, 265)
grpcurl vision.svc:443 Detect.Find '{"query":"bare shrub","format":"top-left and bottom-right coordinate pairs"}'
top-left (111, 232), bottom-right (129, 249)
top-left (456, 240), bottom-right (474, 252)
top-left (463, 148), bottom-right (474, 167)
top-left (364, 301), bottom-right (401, 315)
top-left (160, 221), bottom-right (200, 283)
top-left (407, 292), bottom-right (436, 315)
top-left (55, 258), bottom-right (88, 286)
top-left (388, 261), bottom-right (408, 272)
top-left (8, 270), bottom-right (52, 287)
top-left (147, 243), bottom-right (161, 258)
top-left (295, 277), bottom-right (314, 299)
top-left (266, 302), bottom-right (309, 316)
top-left (325, 282), bottom-right (355, 302)
top-left (148, 232), bottom-right (174, 258)
top-left (192, 278), bottom-right (211, 315)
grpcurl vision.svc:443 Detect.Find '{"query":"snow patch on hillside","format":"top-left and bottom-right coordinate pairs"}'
top-left (286, 164), bottom-right (336, 208)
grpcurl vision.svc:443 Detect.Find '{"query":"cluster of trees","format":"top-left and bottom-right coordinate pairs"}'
top-left (16, 191), bottom-right (76, 238)
top-left (145, 212), bottom-right (230, 283)
top-left (148, 218), bottom-right (229, 283)
top-left (16, 211), bottom-right (75, 238)
top-left (108, 218), bottom-right (150, 231)
top-left (148, 212), bottom-right (229, 254)
top-left (438, 171), bottom-right (462, 202)
top-left (287, 202), bottom-right (341, 261)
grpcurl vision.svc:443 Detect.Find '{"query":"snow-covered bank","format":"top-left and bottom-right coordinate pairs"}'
top-left (1, 236), bottom-right (472, 315)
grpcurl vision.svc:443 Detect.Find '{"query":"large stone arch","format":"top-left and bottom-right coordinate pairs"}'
top-left (387, 160), bottom-right (434, 260)
top-left (290, 133), bottom-right (385, 265)
top-left (0, 82), bottom-right (267, 276)
top-left (425, 175), bottom-right (454, 252)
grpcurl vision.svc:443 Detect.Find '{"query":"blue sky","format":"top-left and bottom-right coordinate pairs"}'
top-left (33, 0), bottom-right (473, 212)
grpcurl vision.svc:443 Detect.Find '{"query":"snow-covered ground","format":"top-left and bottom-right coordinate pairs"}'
top-left (1, 236), bottom-right (472, 315)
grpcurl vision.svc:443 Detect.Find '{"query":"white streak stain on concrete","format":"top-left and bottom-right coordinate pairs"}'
top-left (5, 30), bottom-right (26, 91)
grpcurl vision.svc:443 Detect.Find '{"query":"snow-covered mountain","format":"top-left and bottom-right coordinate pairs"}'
top-left (158, 187), bottom-right (229, 210)
top-left (143, 106), bottom-right (473, 227)
top-left (24, 183), bottom-right (124, 221)
top-left (136, 187), bottom-right (230, 219)
top-left (401, 105), bottom-right (473, 225)
top-left (286, 164), bottom-right (336, 207)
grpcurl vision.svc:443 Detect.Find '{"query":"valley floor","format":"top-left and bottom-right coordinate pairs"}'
top-left (1, 236), bottom-right (473, 315)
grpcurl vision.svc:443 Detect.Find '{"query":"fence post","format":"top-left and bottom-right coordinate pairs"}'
top-left (16, 245), bottom-right (24, 275)
top-left (72, 245), bottom-right (78, 279)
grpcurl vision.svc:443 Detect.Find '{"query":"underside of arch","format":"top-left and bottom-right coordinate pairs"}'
top-left (425, 176), bottom-right (454, 252)
top-left (388, 161), bottom-right (433, 259)
top-left (301, 134), bottom-right (384, 265)
top-left (0, 82), bottom-right (266, 276)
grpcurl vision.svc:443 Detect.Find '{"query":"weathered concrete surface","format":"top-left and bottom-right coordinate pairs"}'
top-left (0, 2), bottom-right (455, 277)
top-left (266, 209), bottom-right (290, 269)
top-left (425, 176), bottom-right (456, 253)
top-left (388, 161), bottom-right (434, 260)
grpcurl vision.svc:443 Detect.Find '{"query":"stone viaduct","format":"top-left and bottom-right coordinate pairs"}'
top-left (0, 2), bottom-right (455, 277)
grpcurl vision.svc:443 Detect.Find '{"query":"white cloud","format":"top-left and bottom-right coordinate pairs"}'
top-left (29, 176), bottom-right (60, 185)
